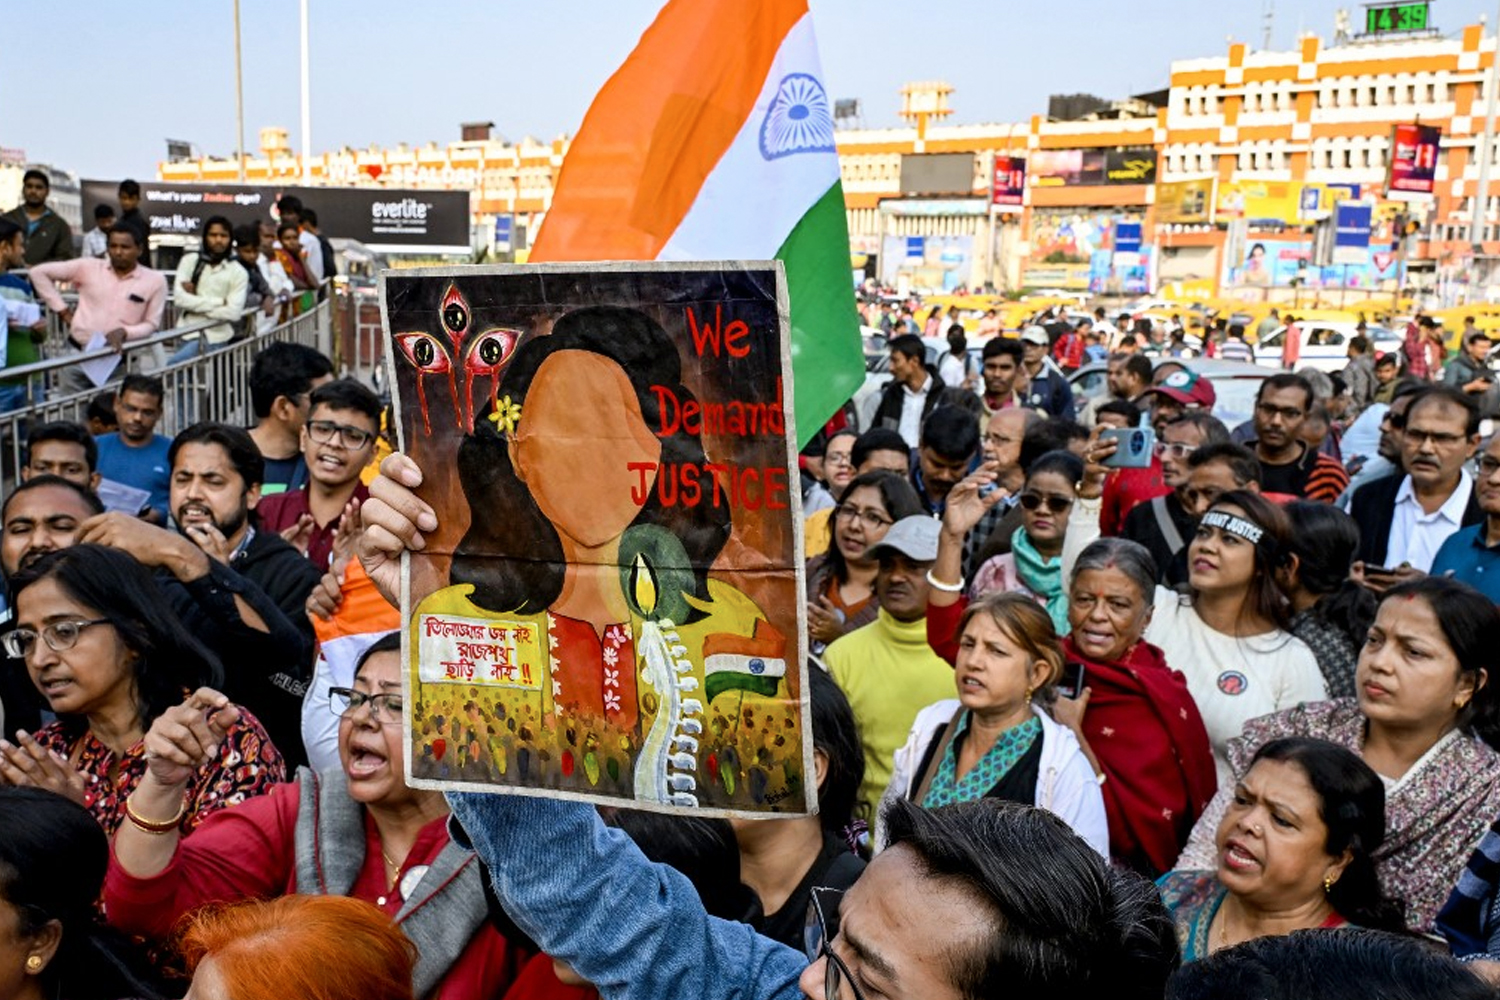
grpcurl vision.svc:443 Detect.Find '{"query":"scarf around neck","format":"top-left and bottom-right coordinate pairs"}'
top-left (1012, 527), bottom-right (1069, 634)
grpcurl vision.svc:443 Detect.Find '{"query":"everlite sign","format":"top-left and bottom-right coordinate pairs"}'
top-left (82, 180), bottom-right (471, 253)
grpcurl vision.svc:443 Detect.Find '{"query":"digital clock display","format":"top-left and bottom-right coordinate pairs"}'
top-left (1365, 1), bottom-right (1430, 35)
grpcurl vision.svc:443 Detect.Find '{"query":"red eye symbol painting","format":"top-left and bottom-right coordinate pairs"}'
top-left (396, 283), bottom-right (521, 435)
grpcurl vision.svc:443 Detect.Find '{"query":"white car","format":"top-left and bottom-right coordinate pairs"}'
top-left (1254, 322), bottom-right (1402, 373)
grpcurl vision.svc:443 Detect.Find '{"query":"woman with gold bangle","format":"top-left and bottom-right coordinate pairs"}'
top-left (0, 545), bottom-right (282, 835)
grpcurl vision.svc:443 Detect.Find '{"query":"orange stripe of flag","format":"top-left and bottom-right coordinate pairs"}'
top-left (530, 0), bottom-right (808, 262)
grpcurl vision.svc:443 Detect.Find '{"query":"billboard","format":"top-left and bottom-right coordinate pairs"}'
top-left (82, 179), bottom-right (472, 253)
top-left (1103, 148), bottom-right (1157, 185)
top-left (1032, 148), bottom-right (1155, 187)
top-left (1156, 178), bottom-right (1216, 225)
top-left (1332, 202), bottom-right (1374, 266)
top-left (1215, 181), bottom-right (1362, 226)
top-left (898, 153), bottom-right (976, 196)
top-left (991, 154), bottom-right (1026, 211)
top-left (1387, 123), bottom-right (1441, 200)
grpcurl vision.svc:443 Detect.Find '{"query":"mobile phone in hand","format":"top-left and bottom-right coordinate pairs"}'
top-left (1058, 661), bottom-right (1087, 699)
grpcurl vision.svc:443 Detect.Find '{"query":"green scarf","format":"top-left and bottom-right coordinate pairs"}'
top-left (1011, 527), bottom-right (1069, 635)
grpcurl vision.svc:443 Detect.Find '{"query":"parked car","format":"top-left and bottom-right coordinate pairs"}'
top-left (1069, 357), bottom-right (1271, 431)
top-left (1253, 322), bottom-right (1401, 373)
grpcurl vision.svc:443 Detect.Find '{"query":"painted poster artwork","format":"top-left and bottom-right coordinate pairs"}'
top-left (382, 262), bottom-right (812, 815)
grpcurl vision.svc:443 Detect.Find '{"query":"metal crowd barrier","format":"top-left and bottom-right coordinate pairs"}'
top-left (0, 298), bottom-right (331, 492)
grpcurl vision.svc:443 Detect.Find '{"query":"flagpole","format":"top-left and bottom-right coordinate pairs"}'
top-left (300, 0), bottom-right (312, 183)
top-left (234, 0), bottom-right (246, 183)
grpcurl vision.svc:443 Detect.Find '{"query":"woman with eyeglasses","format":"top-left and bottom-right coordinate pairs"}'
top-left (968, 450), bottom-right (1083, 635)
top-left (806, 470), bottom-right (924, 654)
top-left (103, 632), bottom-right (532, 1000)
top-left (802, 429), bottom-right (862, 557)
top-left (0, 545), bottom-right (283, 837)
top-left (1176, 576), bottom-right (1500, 933)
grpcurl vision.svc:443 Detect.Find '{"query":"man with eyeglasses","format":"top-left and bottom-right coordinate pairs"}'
top-left (1121, 412), bottom-right (1230, 586)
top-left (1432, 432), bottom-right (1500, 602)
top-left (1245, 373), bottom-right (1348, 504)
top-left (1349, 385), bottom-right (1484, 590)
top-left (253, 379), bottom-right (380, 572)
top-left (1099, 367), bottom-right (1216, 537)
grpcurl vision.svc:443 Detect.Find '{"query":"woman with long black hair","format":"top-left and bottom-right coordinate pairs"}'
top-left (1281, 502), bottom-right (1375, 699)
top-left (0, 787), bottom-right (160, 1000)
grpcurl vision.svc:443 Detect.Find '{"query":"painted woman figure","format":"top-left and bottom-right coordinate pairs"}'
top-left (407, 303), bottom-right (797, 810)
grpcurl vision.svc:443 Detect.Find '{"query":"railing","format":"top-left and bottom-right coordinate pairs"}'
top-left (0, 299), bottom-right (331, 491)
top-left (332, 283), bottom-right (386, 389)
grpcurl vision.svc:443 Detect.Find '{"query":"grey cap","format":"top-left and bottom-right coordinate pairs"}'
top-left (864, 514), bottom-right (941, 563)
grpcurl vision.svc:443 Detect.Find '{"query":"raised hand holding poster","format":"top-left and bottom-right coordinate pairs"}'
top-left (382, 262), bottom-right (812, 815)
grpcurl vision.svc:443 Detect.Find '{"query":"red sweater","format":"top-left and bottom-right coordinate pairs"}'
top-left (103, 781), bottom-right (529, 1000)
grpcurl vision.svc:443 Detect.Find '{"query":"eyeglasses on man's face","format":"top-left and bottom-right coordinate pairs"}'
top-left (307, 419), bottom-right (375, 450)
top-left (804, 887), bottom-right (867, 1000)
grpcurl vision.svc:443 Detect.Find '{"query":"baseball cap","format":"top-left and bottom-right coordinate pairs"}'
top-left (864, 514), bottom-right (940, 563)
top-left (1147, 368), bottom-right (1217, 408)
top-left (1020, 326), bottom-right (1050, 346)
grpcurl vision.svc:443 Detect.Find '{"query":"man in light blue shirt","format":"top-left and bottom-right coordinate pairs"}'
top-left (1433, 434), bottom-right (1500, 602)
top-left (94, 373), bottom-right (172, 521)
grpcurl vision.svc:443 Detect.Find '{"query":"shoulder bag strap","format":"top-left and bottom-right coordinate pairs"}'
top-left (910, 706), bottom-right (967, 804)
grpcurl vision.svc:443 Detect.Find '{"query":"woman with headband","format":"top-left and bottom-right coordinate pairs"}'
top-left (1141, 491), bottom-right (1326, 782)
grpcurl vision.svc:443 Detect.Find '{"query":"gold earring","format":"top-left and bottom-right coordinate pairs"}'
top-left (1024, 687), bottom-right (1034, 702)
top-left (1323, 874), bottom-right (1336, 895)
top-left (25, 955), bottom-right (43, 973)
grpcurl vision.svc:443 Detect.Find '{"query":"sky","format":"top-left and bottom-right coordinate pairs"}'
top-left (6, 0), bottom-right (1500, 179)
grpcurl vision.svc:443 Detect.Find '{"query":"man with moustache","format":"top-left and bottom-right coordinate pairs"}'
top-left (1245, 374), bottom-right (1348, 503)
top-left (1349, 385), bottom-right (1483, 590)
top-left (168, 421), bottom-right (322, 647)
top-left (961, 408), bottom-right (1042, 580)
top-left (824, 515), bottom-right (956, 812)
top-left (1121, 411), bottom-right (1230, 585)
top-left (1432, 432), bottom-right (1500, 601)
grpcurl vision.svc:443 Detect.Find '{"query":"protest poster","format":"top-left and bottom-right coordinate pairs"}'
top-left (381, 261), bottom-right (813, 816)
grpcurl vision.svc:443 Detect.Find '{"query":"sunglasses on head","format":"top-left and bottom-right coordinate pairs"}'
top-left (1019, 492), bottom-right (1073, 514)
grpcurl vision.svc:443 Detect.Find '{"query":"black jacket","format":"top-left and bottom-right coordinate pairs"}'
top-left (873, 365), bottom-right (976, 439)
top-left (159, 552), bottom-right (312, 768)
top-left (1347, 472), bottom-right (1483, 568)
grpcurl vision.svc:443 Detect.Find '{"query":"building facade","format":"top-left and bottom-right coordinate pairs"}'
top-left (151, 17), bottom-right (1500, 299)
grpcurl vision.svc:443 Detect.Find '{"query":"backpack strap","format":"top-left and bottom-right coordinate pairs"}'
top-left (1151, 494), bottom-right (1186, 554)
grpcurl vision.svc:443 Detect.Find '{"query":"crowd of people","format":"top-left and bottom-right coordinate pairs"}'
top-left (0, 174), bottom-right (334, 408)
top-left (4, 277), bottom-right (1500, 1000)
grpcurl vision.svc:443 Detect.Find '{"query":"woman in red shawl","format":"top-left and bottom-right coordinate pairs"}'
top-left (274, 220), bottom-right (316, 316)
top-left (929, 467), bottom-right (1216, 875)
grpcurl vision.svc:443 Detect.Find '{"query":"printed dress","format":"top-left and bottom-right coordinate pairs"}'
top-left (32, 706), bottom-right (285, 836)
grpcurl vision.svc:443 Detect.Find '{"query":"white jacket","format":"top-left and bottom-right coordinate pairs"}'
top-left (174, 253), bottom-right (249, 345)
top-left (878, 700), bottom-right (1110, 856)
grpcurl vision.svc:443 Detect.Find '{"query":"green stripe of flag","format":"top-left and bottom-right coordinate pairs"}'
top-left (776, 181), bottom-right (865, 450)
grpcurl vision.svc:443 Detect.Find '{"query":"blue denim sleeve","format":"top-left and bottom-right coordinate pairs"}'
top-left (447, 792), bottom-right (807, 1000)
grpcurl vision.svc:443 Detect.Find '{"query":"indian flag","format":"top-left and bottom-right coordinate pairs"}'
top-left (529, 0), bottom-right (864, 447)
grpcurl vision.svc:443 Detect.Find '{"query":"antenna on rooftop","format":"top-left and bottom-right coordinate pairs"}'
top-left (1262, 0), bottom-right (1275, 49)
